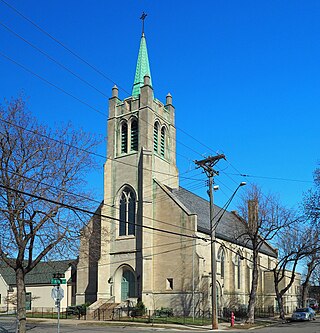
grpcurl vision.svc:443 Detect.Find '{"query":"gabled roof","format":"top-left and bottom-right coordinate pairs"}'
top-left (0, 259), bottom-right (76, 286)
top-left (132, 33), bottom-right (152, 97)
top-left (170, 186), bottom-right (277, 258)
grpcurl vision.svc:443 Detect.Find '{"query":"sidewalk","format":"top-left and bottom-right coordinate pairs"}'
top-left (25, 317), bottom-right (231, 330)
top-left (25, 316), bottom-right (280, 331)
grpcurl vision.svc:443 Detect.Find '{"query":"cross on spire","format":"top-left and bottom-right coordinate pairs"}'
top-left (132, 12), bottom-right (152, 96)
top-left (140, 12), bottom-right (147, 35)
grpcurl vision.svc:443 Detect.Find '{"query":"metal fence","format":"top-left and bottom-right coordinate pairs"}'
top-left (0, 305), bottom-right (279, 324)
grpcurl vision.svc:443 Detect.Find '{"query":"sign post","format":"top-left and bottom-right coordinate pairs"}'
top-left (51, 273), bottom-right (65, 333)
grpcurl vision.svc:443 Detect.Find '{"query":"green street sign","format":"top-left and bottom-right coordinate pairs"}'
top-left (51, 278), bottom-right (67, 285)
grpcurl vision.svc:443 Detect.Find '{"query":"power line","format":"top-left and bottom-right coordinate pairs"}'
top-left (0, 9), bottom-right (222, 167)
top-left (222, 172), bottom-right (313, 184)
top-left (0, 20), bottom-right (108, 98)
top-left (0, 0), bottom-right (131, 97)
top-left (0, 52), bottom-right (304, 213)
top-left (0, 238), bottom-right (197, 278)
top-left (2, 0), bottom-right (300, 201)
top-left (1, 1), bottom-right (306, 204)
top-left (0, 120), bottom-right (201, 207)
top-left (0, 51), bottom-right (108, 117)
top-left (0, 183), bottom-right (208, 242)
top-left (0, 0), bottom-right (224, 163)
top-left (0, 173), bottom-right (300, 281)
top-left (0, 231), bottom-right (299, 285)
top-left (0, 17), bottom-right (199, 163)
top-left (0, 167), bottom-right (200, 235)
top-left (0, 50), bottom-right (196, 164)
top-left (0, 2), bottom-right (216, 163)
top-left (0, 117), bottom-right (192, 179)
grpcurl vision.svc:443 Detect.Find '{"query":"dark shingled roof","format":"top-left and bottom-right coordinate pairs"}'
top-left (171, 186), bottom-right (277, 258)
top-left (0, 260), bottom-right (76, 286)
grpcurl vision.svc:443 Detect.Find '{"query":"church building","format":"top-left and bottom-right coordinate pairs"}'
top-left (76, 27), bottom-right (299, 315)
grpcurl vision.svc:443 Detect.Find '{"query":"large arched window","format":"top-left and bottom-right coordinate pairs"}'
top-left (121, 122), bottom-right (128, 154)
top-left (247, 254), bottom-right (253, 291)
top-left (217, 247), bottom-right (225, 279)
top-left (131, 119), bottom-right (138, 151)
top-left (119, 187), bottom-right (136, 236)
top-left (160, 126), bottom-right (166, 157)
top-left (154, 122), bottom-right (159, 153)
top-left (236, 254), bottom-right (241, 289)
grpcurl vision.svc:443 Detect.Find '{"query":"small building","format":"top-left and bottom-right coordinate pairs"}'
top-left (264, 270), bottom-right (301, 314)
top-left (0, 260), bottom-right (76, 311)
top-left (308, 286), bottom-right (320, 307)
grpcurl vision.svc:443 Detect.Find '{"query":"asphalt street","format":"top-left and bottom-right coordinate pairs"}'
top-left (257, 320), bottom-right (320, 333)
top-left (0, 317), bottom-right (320, 333)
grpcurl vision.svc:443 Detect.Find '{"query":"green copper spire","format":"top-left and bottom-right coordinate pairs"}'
top-left (132, 32), bottom-right (152, 97)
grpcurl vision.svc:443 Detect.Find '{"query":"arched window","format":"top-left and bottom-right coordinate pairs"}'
top-left (131, 119), bottom-right (138, 151)
top-left (217, 247), bottom-right (225, 279)
top-left (121, 122), bottom-right (128, 154)
top-left (160, 126), bottom-right (165, 157)
top-left (119, 187), bottom-right (136, 236)
top-left (154, 122), bottom-right (159, 153)
top-left (237, 254), bottom-right (241, 289)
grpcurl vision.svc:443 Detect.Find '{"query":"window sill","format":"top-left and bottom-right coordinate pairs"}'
top-left (116, 151), bottom-right (138, 158)
top-left (154, 153), bottom-right (169, 163)
top-left (116, 235), bottom-right (136, 241)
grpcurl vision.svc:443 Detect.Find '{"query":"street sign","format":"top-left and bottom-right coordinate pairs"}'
top-left (51, 278), bottom-right (66, 285)
top-left (51, 286), bottom-right (64, 302)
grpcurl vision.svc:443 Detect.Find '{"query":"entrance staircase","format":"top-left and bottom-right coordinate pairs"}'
top-left (86, 297), bottom-right (120, 320)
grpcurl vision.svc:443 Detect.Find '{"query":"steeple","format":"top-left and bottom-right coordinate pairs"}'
top-left (132, 14), bottom-right (152, 97)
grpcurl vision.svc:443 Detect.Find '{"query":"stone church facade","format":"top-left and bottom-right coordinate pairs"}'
top-left (76, 31), bottom-right (299, 314)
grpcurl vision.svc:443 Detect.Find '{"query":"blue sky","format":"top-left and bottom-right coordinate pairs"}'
top-left (0, 0), bottom-right (319, 211)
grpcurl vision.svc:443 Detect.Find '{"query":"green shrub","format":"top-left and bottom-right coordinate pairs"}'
top-left (155, 307), bottom-right (174, 317)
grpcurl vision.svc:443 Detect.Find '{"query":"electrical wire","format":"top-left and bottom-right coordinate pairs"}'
top-left (222, 172), bottom-right (313, 184)
top-left (0, 183), bottom-right (208, 242)
top-left (0, 0), bottom-right (131, 96)
top-left (0, 167), bottom-right (200, 235)
top-left (0, 20), bottom-right (109, 98)
top-left (0, 51), bottom-right (108, 117)
top-left (0, 0), bottom-right (305, 203)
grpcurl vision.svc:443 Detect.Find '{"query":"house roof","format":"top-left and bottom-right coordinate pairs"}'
top-left (0, 259), bottom-right (76, 286)
top-left (170, 186), bottom-right (278, 258)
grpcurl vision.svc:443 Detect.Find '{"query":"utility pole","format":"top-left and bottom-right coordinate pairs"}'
top-left (195, 154), bottom-right (225, 330)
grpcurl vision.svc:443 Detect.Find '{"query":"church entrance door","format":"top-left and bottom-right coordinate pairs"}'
top-left (121, 277), bottom-right (129, 301)
top-left (121, 270), bottom-right (136, 301)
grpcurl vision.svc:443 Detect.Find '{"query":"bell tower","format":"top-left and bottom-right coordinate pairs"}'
top-left (97, 20), bottom-right (179, 303)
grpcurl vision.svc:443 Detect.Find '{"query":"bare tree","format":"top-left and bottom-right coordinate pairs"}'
top-left (310, 262), bottom-right (320, 286)
top-left (0, 97), bottom-right (100, 332)
top-left (300, 165), bottom-right (320, 306)
top-left (273, 224), bottom-right (318, 320)
top-left (301, 252), bottom-right (320, 307)
top-left (304, 166), bottom-right (320, 226)
top-left (237, 184), bottom-right (292, 324)
top-left (300, 235), bottom-right (320, 307)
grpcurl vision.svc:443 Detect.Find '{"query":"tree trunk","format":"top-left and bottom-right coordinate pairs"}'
top-left (246, 251), bottom-right (259, 323)
top-left (273, 271), bottom-right (285, 320)
top-left (277, 293), bottom-right (285, 320)
top-left (16, 267), bottom-right (26, 333)
top-left (302, 282), bottom-right (309, 307)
